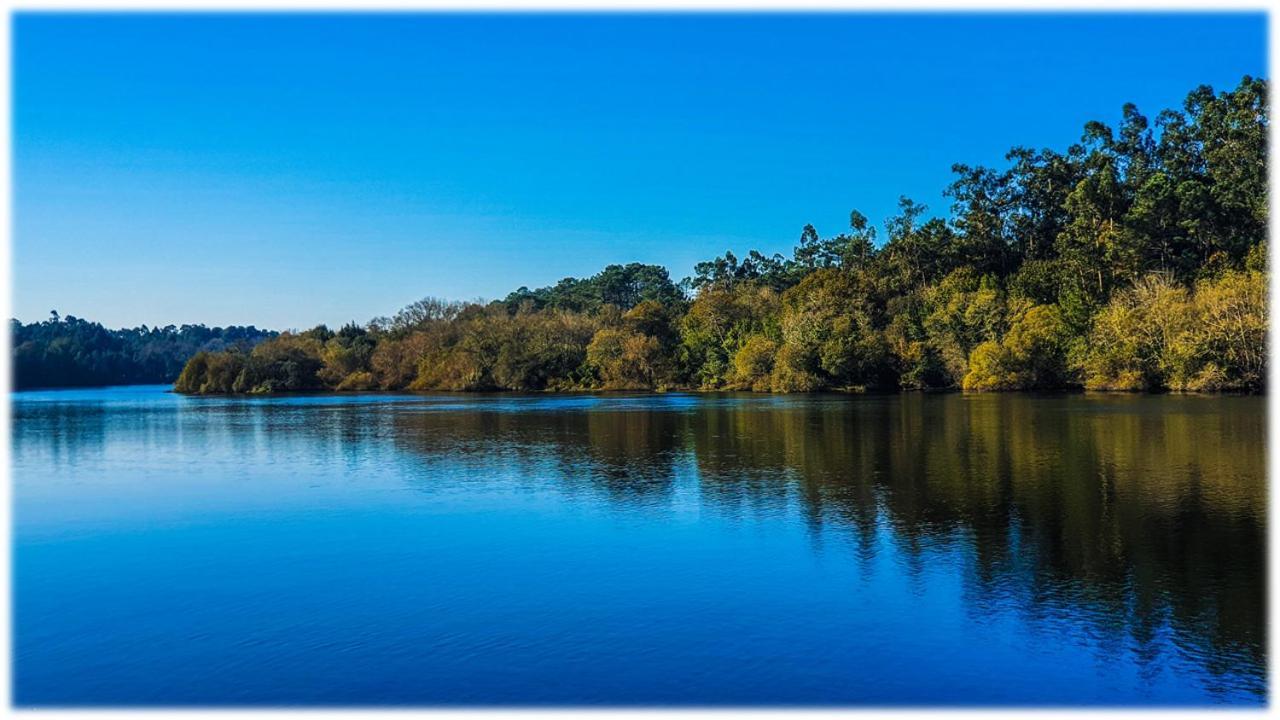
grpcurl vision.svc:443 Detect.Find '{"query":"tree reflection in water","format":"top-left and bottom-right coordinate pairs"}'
top-left (387, 393), bottom-right (1265, 699)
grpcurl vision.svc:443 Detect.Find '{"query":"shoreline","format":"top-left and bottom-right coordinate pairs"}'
top-left (14, 383), bottom-right (1262, 397)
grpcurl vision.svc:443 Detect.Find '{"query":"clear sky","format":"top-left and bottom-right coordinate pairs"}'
top-left (13, 12), bottom-right (1268, 330)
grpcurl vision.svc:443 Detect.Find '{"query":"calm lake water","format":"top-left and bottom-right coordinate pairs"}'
top-left (12, 385), bottom-right (1266, 706)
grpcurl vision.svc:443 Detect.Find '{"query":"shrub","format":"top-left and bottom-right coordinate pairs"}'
top-left (731, 335), bottom-right (779, 391)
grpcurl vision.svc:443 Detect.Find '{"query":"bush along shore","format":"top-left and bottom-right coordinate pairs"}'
top-left (175, 78), bottom-right (1266, 396)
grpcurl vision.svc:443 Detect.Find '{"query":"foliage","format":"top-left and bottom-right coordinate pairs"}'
top-left (146, 77), bottom-right (1274, 396)
top-left (1078, 274), bottom-right (1193, 391)
top-left (176, 333), bottom-right (325, 394)
top-left (679, 283), bottom-right (781, 388)
top-left (13, 314), bottom-right (273, 390)
top-left (502, 263), bottom-right (685, 314)
top-left (731, 335), bottom-right (779, 391)
top-left (776, 269), bottom-right (890, 390)
top-left (1076, 269), bottom-right (1267, 392)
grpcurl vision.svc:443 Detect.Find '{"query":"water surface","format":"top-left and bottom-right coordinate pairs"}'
top-left (12, 386), bottom-right (1266, 705)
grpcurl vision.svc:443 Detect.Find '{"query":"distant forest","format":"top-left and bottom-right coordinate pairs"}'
top-left (18, 77), bottom-right (1268, 395)
top-left (11, 314), bottom-right (274, 390)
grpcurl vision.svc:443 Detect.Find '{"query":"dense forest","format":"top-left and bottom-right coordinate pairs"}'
top-left (157, 78), bottom-right (1272, 395)
top-left (12, 313), bottom-right (275, 390)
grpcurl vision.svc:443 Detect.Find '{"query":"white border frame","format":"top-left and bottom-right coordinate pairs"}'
top-left (0, 2), bottom-right (1274, 718)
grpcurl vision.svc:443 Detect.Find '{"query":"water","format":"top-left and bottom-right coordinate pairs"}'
top-left (12, 385), bottom-right (1266, 706)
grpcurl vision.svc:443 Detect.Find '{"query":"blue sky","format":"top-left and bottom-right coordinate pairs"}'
top-left (13, 12), bottom-right (1268, 330)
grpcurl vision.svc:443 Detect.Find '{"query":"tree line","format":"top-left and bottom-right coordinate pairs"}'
top-left (12, 313), bottom-right (275, 390)
top-left (156, 78), bottom-right (1275, 395)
